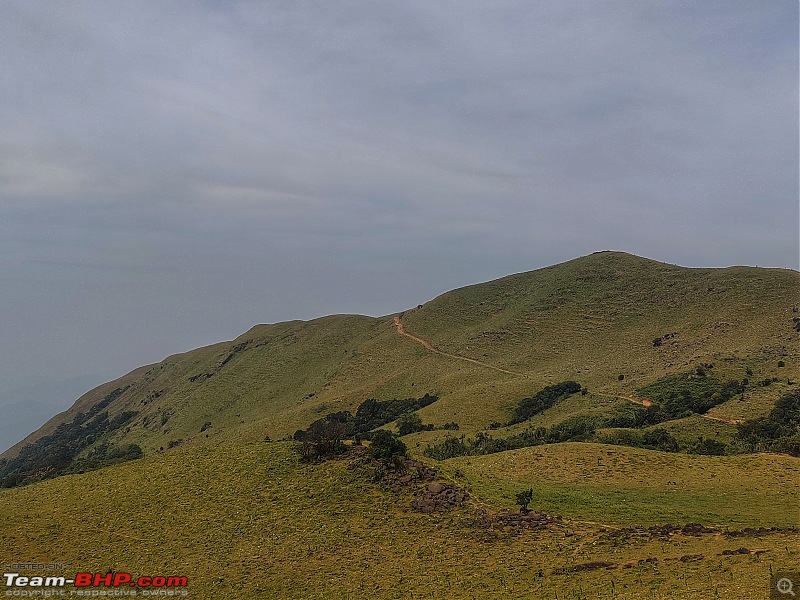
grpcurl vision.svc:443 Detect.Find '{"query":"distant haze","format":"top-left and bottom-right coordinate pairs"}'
top-left (0, 1), bottom-right (797, 451)
top-left (0, 371), bottom-right (120, 453)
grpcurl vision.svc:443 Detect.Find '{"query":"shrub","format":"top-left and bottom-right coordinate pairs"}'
top-left (642, 428), bottom-right (679, 452)
top-left (691, 436), bottom-right (727, 456)
top-left (396, 412), bottom-right (424, 436)
top-left (424, 414), bottom-right (598, 460)
top-left (369, 430), bottom-right (407, 460)
top-left (295, 415), bottom-right (349, 461)
top-left (354, 394), bottom-right (438, 433)
top-left (515, 488), bottom-right (533, 513)
top-left (600, 430), bottom-right (643, 447)
top-left (423, 436), bottom-right (470, 460)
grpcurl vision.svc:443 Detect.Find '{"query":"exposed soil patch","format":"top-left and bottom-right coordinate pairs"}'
top-left (600, 522), bottom-right (720, 544)
top-left (681, 522), bottom-right (717, 536)
top-left (719, 547), bottom-right (769, 556)
top-left (679, 554), bottom-right (705, 563)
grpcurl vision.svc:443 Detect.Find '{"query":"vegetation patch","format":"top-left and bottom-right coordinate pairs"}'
top-left (293, 394), bottom-right (439, 460)
top-left (423, 414), bottom-right (600, 459)
top-left (508, 381), bottom-right (582, 424)
top-left (736, 388), bottom-right (800, 456)
top-left (636, 372), bottom-right (744, 421)
top-left (0, 387), bottom-right (137, 487)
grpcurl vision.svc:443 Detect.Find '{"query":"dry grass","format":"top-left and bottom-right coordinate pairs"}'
top-left (1, 441), bottom-right (797, 599)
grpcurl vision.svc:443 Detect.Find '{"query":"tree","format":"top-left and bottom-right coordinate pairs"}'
top-left (296, 416), bottom-right (348, 461)
top-left (369, 430), bottom-right (407, 460)
top-left (515, 487), bottom-right (533, 513)
top-left (396, 412), bottom-right (424, 436)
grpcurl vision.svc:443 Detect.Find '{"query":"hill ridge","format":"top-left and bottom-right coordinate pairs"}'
top-left (2, 251), bottom-right (797, 475)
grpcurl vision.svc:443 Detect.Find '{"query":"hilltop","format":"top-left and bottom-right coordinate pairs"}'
top-left (2, 251), bottom-right (797, 469)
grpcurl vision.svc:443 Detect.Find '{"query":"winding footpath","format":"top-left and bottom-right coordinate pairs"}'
top-left (392, 313), bottom-right (521, 376)
top-left (392, 313), bottom-right (744, 425)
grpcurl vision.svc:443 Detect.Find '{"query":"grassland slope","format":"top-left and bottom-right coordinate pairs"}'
top-left (2, 251), bottom-right (797, 469)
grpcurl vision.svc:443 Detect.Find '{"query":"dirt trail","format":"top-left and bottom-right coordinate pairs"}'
top-left (595, 392), bottom-right (652, 408)
top-left (700, 414), bottom-right (743, 425)
top-left (392, 314), bottom-right (747, 425)
top-left (392, 313), bottom-right (522, 376)
top-left (619, 394), bottom-right (742, 425)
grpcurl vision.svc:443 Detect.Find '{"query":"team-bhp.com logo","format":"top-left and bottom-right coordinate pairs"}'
top-left (4, 571), bottom-right (188, 596)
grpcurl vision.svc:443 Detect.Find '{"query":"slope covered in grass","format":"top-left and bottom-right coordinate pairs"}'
top-left (442, 442), bottom-right (800, 527)
top-left (1, 440), bottom-right (797, 599)
top-left (3, 252), bottom-right (797, 481)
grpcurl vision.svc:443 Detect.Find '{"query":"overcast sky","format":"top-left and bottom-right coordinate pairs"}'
top-left (0, 1), bottom-right (797, 446)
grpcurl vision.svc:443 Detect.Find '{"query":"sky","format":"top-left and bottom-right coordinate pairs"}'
top-left (0, 1), bottom-right (797, 450)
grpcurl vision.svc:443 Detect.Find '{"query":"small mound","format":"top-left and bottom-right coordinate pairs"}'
top-left (412, 481), bottom-right (469, 513)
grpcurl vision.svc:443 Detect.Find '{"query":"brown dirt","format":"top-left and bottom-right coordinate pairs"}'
top-left (392, 313), bottom-right (522, 376)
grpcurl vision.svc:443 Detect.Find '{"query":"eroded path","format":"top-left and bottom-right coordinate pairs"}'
top-left (392, 313), bottom-right (522, 376)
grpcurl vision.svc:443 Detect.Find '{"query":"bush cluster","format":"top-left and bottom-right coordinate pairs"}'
top-left (0, 387), bottom-right (137, 487)
top-left (423, 415), bottom-right (599, 460)
top-left (293, 394), bottom-right (438, 460)
top-left (509, 381), bottom-right (582, 424)
top-left (736, 389), bottom-right (800, 456)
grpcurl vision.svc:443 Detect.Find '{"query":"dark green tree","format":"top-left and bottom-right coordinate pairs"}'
top-left (515, 488), bottom-right (533, 513)
top-left (396, 412), bottom-right (424, 436)
top-left (369, 430), bottom-right (408, 460)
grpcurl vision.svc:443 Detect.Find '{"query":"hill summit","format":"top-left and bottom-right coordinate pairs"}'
top-left (2, 251), bottom-right (797, 482)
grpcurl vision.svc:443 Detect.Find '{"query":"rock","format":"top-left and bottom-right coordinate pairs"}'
top-left (681, 523), bottom-right (715, 535)
top-left (721, 547), bottom-right (750, 555)
top-left (679, 554), bottom-right (704, 563)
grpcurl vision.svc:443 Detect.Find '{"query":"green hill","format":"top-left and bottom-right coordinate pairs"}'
top-left (2, 251), bottom-right (797, 468)
top-left (1, 251), bottom-right (798, 598)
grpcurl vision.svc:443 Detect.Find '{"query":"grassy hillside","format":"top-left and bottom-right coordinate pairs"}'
top-left (442, 442), bottom-right (799, 527)
top-left (0, 251), bottom-right (797, 599)
top-left (1, 440), bottom-right (796, 599)
top-left (3, 252), bottom-right (797, 471)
